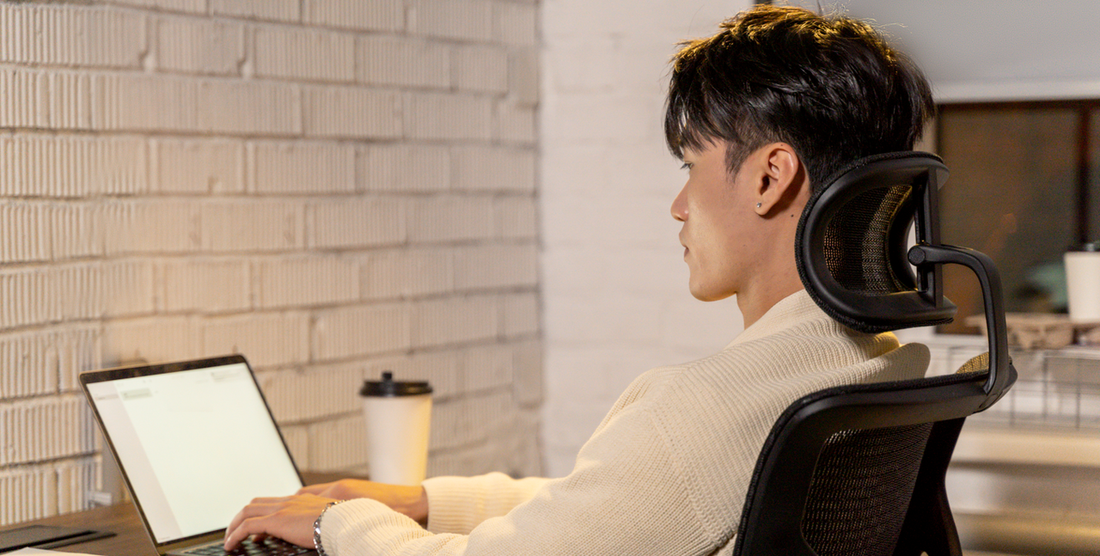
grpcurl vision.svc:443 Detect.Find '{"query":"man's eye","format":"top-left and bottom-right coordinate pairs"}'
top-left (680, 162), bottom-right (692, 171)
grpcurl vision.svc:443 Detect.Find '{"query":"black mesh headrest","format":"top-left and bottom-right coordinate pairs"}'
top-left (795, 151), bottom-right (957, 333)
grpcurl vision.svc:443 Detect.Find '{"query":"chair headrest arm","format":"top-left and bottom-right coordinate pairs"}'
top-left (908, 243), bottom-right (1011, 409)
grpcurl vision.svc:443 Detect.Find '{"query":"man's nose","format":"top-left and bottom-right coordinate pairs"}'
top-left (671, 185), bottom-right (688, 222)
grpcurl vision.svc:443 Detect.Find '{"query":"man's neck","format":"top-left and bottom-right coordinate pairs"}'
top-left (737, 272), bottom-right (805, 329)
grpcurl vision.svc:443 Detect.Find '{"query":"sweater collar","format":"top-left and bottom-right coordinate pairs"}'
top-left (728, 289), bottom-right (827, 346)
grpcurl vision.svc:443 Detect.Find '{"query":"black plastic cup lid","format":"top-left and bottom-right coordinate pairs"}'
top-left (359, 371), bottom-right (432, 397)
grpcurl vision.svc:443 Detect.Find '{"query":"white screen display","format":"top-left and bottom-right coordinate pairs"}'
top-left (86, 363), bottom-right (303, 543)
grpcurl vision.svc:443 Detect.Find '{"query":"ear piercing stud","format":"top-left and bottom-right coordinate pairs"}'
top-left (756, 202), bottom-right (762, 208)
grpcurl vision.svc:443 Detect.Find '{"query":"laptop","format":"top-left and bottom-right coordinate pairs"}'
top-left (79, 355), bottom-right (317, 556)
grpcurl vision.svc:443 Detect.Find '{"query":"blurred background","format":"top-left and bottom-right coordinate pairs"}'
top-left (3, 2), bottom-right (1100, 553)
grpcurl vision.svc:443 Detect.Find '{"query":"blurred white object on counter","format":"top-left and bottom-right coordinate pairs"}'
top-left (1065, 242), bottom-right (1100, 322)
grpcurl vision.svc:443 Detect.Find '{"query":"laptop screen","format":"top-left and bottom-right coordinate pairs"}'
top-left (82, 357), bottom-right (303, 545)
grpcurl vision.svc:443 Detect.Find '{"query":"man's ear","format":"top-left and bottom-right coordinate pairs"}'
top-left (752, 143), bottom-right (807, 216)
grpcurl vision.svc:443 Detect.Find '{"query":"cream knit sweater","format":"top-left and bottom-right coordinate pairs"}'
top-left (320, 290), bottom-right (930, 555)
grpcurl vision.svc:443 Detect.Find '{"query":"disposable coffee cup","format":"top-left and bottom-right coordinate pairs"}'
top-left (1065, 242), bottom-right (1100, 323)
top-left (359, 372), bottom-right (432, 485)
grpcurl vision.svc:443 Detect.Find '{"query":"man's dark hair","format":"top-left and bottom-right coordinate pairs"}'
top-left (665, 5), bottom-right (934, 189)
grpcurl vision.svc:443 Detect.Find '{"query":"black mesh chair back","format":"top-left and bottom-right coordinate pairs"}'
top-left (731, 152), bottom-right (1017, 556)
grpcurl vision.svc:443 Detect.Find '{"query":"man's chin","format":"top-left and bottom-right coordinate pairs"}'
top-left (688, 285), bottom-right (735, 302)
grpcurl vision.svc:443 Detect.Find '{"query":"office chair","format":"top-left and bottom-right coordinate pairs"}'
top-left (731, 152), bottom-right (1017, 556)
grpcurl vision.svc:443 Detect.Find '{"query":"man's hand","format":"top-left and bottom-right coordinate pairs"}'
top-left (298, 479), bottom-right (428, 523)
top-left (224, 493), bottom-right (335, 551)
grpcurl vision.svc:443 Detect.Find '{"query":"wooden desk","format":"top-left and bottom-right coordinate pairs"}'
top-left (0, 472), bottom-right (350, 555)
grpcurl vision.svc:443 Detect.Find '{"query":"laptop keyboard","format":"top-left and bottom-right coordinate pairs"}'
top-left (180, 538), bottom-right (315, 556)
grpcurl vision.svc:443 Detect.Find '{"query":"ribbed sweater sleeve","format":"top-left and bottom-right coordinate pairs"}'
top-left (422, 473), bottom-right (551, 534)
top-left (319, 290), bottom-right (930, 556)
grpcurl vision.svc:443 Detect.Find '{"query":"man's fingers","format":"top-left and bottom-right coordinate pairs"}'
top-left (223, 498), bottom-right (290, 548)
top-left (225, 516), bottom-right (266, 550)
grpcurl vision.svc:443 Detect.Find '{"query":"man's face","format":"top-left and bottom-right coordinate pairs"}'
top-left (670, 140), bottom-right (758, 302)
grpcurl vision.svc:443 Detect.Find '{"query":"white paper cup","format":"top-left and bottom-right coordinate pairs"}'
top-left (360, 372), bottom-right (432, 485)
top-left (1065, 248), bottom-right (1100, 322)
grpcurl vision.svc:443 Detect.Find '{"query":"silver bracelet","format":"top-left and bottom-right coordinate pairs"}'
top-left (313, 501), bottom-right (344, 556)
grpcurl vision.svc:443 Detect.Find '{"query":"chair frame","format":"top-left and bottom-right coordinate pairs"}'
top-left (732, 152), bottom-right (1017, 555)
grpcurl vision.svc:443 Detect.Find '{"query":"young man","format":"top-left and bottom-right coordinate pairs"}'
top-left (226, 6), bottom-right (933, 555)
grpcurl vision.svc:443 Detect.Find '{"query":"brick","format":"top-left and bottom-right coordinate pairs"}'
top-left (88, 136), bottom-right (150, 195)
top-left (210, 0), bottom-right (300, 22)
top-left (0, 262), bottom-right (154, 330)
top-left (0, 326), bottom-right (101, 398)
top-left (508, 47), bottom-right (539, 107)
top-left (0, 68), bottom-right (49, 129)
top-left (161, 258), bottom-right (251, 313)
top-left (359, 144), bottom-right (450, 193)
top-left (278, 424), bottom-right (310, 470)
top-left (66, 261), bottom-right (157, 320)
top-left (302, 86), bottom-right (401, 138)
top-left (0, 201), bottom-right (51, 263)
top-left (155, 138), bottom-right (245, 194)
top-left (0, 4), bottom-right (145, 69)
top-left (251, 141), bottom-right (355, 195)
top-left (408, 196), bottom-right (495, 244)
top-left (0, 268), bottom-right (55, 330)
top-left (459, 390), bottom-right (514, 445)
top-left (0, 464), bottom-right (57, 525)
top-left (99, 200), bottom-right (202, 255)
top-left (196, 79), bottom-right (300, 135)
top-left (0, 395), bottom-right (94, 466)
top-left (452, 44), bottom-right (508, 94)
top-left (404, 92), bottom-right (493, 141)
top-left (255, 255), bottom-right (358, 309)
top-left (361, 248), bottom-right (453, 300)
top-left (91, 74), bottom-right (299, 135)
top-left (254, 26), bottom-right (354, 83)
top-left (102, 316), bottom-right (200, 367)
top-left (412, 295), bottom-right (497, 348)
top-left (408, 0), bottom-right (492, 42)
top-left (0, 331), bottom-right (58, 399)
top-left (501, 292), bottom-right (539, 337)
top-left (427, 398), bottom-right (463, 450)
top-left (308, 415), bottom-right (367, 471)
top-left (312, 302), bottom-right (411, 360)
top-left (0, 134), bottom-right (147, 197)
top-left (454, 243), bottom-right (538, 290)
top-left (511, 339), bottom-right (543, 405)
top-left (307, 198), bottom-right (404, 249)
top-left (495, 102), bottom-right (536, 144)
top-left (510, 409), bottom-right (543, 476)
top-left (156, 16), bottom-right (244, 75)
top-left (259, 363), bottom-right (362, 423)
top-left (452, 146), bottom-right (535, 192)
top-left (304, 0), bottom-right (404, 32)
top-left (355, 35), bottom-right (449, 89)
top-left (54, 326), bottom-right (104, 391)
top-left (56, 457), bottom-right (97, 515)
top-left (496, 196), bottom-right (537, 239)
top-left (463, 344), bottom-right (514, 393)
top-left (201, 200), bottom-right (301, 252)
top-left (494, 2), bottom-right (537, 46)
top-left (201, 312), bottom-right (310, 368)
top-left (109, 0), bottom-right (205, 13)
top-left (91, 73), bottom-right (199, 131)
top-left (51, 203), bottom-right (100, 260)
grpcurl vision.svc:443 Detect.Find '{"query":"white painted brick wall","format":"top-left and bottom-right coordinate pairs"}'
top-left (1, 0), bottom-right (542, 526)
top-left (303, 0), bottom-right (404, 33)
top-left (539, 0), bottom-right (753, 477)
